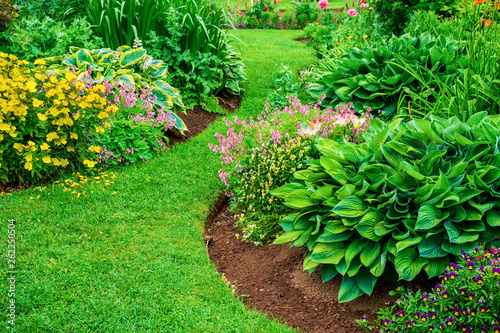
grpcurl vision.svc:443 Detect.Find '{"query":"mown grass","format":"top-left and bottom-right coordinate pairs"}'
top-left (217, 0), bottom-right (346, 11)
top-left (0, 29), bottom-right (315, 332)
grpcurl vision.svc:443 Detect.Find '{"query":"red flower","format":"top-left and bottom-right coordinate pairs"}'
top-left (263, 5), bottom-right (269, 10)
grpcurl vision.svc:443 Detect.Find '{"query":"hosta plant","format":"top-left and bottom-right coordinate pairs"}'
top-left (359, 245), bottom-right (500, 332)
top-left (272, 112), bottom-right (500, 302)
top-left (41, 45), bottom-right (187, 131)
top-left (308, 32), bottom-right (466, 119)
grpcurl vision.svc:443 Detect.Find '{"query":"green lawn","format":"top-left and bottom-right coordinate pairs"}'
top-left (0, 30), bottom-right (315, 332)
top-left (217, 0), bottom-right (346, 11)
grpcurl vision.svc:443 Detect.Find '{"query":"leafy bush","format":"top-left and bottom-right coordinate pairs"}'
top-left (41, 45), bottom-right (187, 131)
top-left (243, 1), bottom-right (278, 28)
top-left (295, 2), bottom-right (319, 28)
top-left (372, 0), bottom-right (462, 35)
top-left (266, 65), bottom-right (299, 109)
top-left (272, 113), bottom-right (500, 302)
top-left (14, 0), bottom-right (88, 23)
top-left (308, 32), bottom-right (466, 119)
top-left (0, 16), bottom-right (104, 62)
top-left (359, 245), bottom-right (500, 332)
top-left (210, 98), bottom-right (372, 244)
top-left (146, 6), bottom-right (245, 107)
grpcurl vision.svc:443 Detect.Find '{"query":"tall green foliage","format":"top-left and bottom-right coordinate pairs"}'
top-left (272, 113), bottom-right (500, 302)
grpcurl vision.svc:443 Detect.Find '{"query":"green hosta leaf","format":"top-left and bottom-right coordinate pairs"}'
top-left (369, 127), bottom-right (390, 150)
top-left (321, 264), bottom-right (338, 282)
top-left (356, 268), bottom-right (378, 296)
top-left (273, 230), bottom-right (304, 244)
top-left (451, 206), bottom-right (466, 222)
top-left (370, 250), bottom-right (387, 277)
top-left (335, 184), bottom-right (356, 201)
top-left (424, 257), bottom-right (450, 278)
top-left (418, 235), bottom-right (448, 258)
top-left (75, 49), bottom-right (93, 67)
top-left (374, 221), bottom-right (394, 237)
top-left (304, 253), bottom-right (320, 270)
top-left (360, 241), bottom-right (381, 267)
top-left (444, 220), bottom-right (480, 244)
top-left (345, 239), bottom-right (368, 266)
top-left (283, 189), bottom-right (319, 209)
top-left (486, 211), bottom-right (500, 227)
top-left (311, 247), bottom-right (346, 265)
top-left (415, 205), bottom-right (445, 231)
top-left (381, 146), bottom-right (404, 168)
top-left (395, 248), bottom-right (429, 281)
top-left (333, 196), bottom-right (368, 217)
top-left (460, 221), bottom-right (485, 232)
top-left (270, 183), bottom-right (306, 198)
top-left (347, 257), bottom-right (363, 277)
top-left (293, 227), bottom-right (313, 247)
top-left (441, 240), bottom-right (479, 256)
top-left (338, 275), bottom-right (365, 303)
top-left (465, 207), bottom-right (483, 221)
top-left (356, 211), bottom-right (384, 241)
top-left (396, 236), bottom-right (422, 252)
top-left (469, 201), bottom-right (495, 214)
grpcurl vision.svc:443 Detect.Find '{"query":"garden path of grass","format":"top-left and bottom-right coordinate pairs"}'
top-left (0, 30), bottom-right (315, 332)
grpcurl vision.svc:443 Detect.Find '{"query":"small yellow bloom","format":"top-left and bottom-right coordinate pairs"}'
top-left (83, 159), bottom-right (97, 168)
top-left (26, 80), bottom-right (37, 92)
top-left (69, 132), bottom-right (78, 140)
top-left (46, 132), bottom-right (59, 142)
top-left (363, 35), bottom-right (368, 39)
top-left (40, 143), bottom-right (50, 151)
top-left (13, 143), bottom-right (24, 152)
top-left (98, 111), bottom-right (109, 119)
top-left (42, 156), bottom-right (52, 164)
top-left (37, 113), bottom-right (47, 121)
top-left (33, 98), bottom-right (44, 107)
top-left (67, 146), bottom-right (75, 152)
top-left (89, 145), bottom-right (100, 153)
top-left (34, 59), bottom-right (46, 65)
top-left (95, 126), bottom-right (104, 133)
top-left (25, 162), bottom-right (33, 171)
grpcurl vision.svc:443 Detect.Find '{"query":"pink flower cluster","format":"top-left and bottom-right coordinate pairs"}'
top-left (345, 0), bottom-right (370, 16)
top-left (209, 96), bottom-right (373, 185)
top-left (319, 0), bottom-right (329, 9)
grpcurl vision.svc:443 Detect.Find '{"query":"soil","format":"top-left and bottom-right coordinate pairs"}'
top-left (166, 94), bottom-right (242, 145)
top-left (205, 196), bottom-right (437, 333)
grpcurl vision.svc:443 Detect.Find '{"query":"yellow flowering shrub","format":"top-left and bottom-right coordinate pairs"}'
top-left (0, 53), bottom-right (110, 182)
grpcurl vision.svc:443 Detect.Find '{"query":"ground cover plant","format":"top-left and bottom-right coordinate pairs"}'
top-left (0, 29), bottom-right (315, 331)
top-left (272, 113), bottom-right (500, 302)
top-left (359, 245), bottom-right (500, 332)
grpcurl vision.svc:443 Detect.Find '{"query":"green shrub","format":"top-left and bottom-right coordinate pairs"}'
top-left (14, 0), bottom-right (87, 23)
top-left (272, 113), bottom-right (500, 303)
top-left (359, 245), bottom-right (500, 332)
top-left (0, 16), bottom-right (104, 62)
top-left (308, 32), bottom-right (466, 119)
top-left (266, 65), bottom-right (299, 109)
top-left (146, 10), bottom-right (245, 107)
top-left (373, 0), bottom-right (462, 36)
top-left (295, 2), bottom-right (318, 28)
top-left (0, 0), bottom-right (17, 32)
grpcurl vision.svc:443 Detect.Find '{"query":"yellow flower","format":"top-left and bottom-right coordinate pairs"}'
top-left (26, 80), bottom-right (37, 92)
top-left (46, 132), bottom-right (59, 142)
top-left (37, 113), bottom-right (47, 121)
top-left (13, 143), bottom-right (24, 152)
top-left (25, 154), bottom-right (33, 162)
top-left (42, 156), bottom-right (52, 164)
top-left (98, 111), bottom-right (109, 119)
top-left (0, 134), bottom-right (3, 141)
top-left (34, 59), bottom-right (46, 65)
top-left (75, 81), bottom-right (85, 90)
top-left (25, 162), bottom-right (33, 171)
top-left (60, 159), bottom-right (69, 167)
top-left (89, 145), bottom-right (100, 153)
top-left (40, 142), bottom-right (50, 150)
top-left (67, 146), bottom-right (75, 152)
top-left (34, 73), bottom-right (47, 81)
top-left (70, 132), bottom-right (78, 140)
top-left (83, 159), bottom-right (97, 168)
top-left (347, 36), bottom-right (352, 39)
top-left (106, 105), bottom-right (119, 113)
top-left (95, 126), bottom-right (104, 133)
top-left (33, 98), bottom-right (44, 107)
top-left (363, 35), bottom-right (368, 38)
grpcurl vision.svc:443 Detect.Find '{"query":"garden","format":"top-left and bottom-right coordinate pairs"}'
top-left (1, 0), bottom-right (500, 332)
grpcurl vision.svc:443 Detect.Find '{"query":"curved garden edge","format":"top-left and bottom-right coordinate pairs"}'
top-left (205, 196), bottom-right (438, 333)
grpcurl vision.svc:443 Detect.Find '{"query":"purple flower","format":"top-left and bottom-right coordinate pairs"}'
top-left (449, 262), bottom-right (458, 271)
top-left (441, 290), bottom-right (450, 299)
top-left (414, 312), bottom-right (421, 320)
top-left (428, 325), bottom-right (435, 331)
top-left (445, 317), bottom-right (454, 326)
top-left (405, 321), bottom-right (412, 328)
top-left (421, 313), bottom-right (428, 322)
top-left (422, 293), bottom-right (429, 301)
top-left (480, 326), bottom-right (489, 332)
top-left (468, 293), bottom-right (476, 301)
top-left (382, 318), bottom-right (391, 326)
top-left (474, 275), bottom-right (484, 285)
top-left (429, 311), bottom-right (437, 320)
top-left (459, 288), bottom-right (466, 296)
top-left (397, 310), bottom-right (406, 318)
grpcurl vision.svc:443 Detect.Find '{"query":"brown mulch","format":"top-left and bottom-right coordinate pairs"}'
top-left (205, 196), bottom-right (437, 333)
top-left (166, 95), bottom-right (242, 145)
